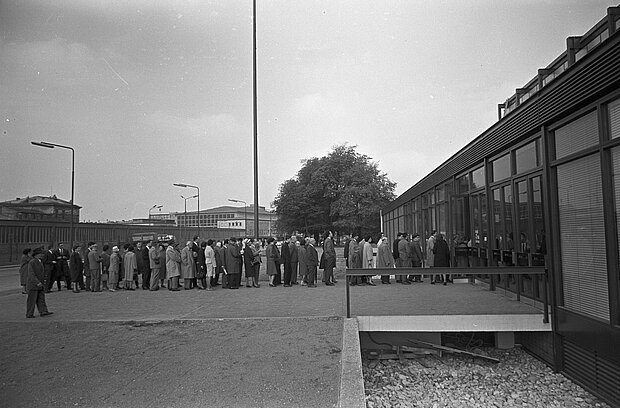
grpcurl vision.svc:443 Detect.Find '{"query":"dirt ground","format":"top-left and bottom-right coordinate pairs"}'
top-left (0, 317), bottom-right (343, 408)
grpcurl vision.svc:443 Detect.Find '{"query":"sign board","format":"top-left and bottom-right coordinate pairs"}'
top-left (217, 220), bottom-right (245, 229)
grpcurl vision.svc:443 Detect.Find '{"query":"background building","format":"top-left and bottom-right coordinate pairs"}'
top-left (0, 195), bottom-right (80, 223)
top-left (172, 204), bottom-right (278, 237)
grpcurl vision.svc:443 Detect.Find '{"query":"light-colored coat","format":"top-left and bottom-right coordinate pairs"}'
top-left (166, 246), bottom-right (181, 278)
top-left (123, 251), bottom-right (137, 281)
top-left (180, 246), bottom-right (196, 279)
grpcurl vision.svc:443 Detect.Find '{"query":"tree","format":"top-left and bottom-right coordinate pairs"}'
top-left (273, 144), bottom-right (396, 238)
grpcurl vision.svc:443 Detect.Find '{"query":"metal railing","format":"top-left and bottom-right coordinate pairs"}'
top-left (344, 266), bottom-right (549, 323)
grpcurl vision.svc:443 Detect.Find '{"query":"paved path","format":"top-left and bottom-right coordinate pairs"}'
top-left (0, 262), bottom-right (544, 408)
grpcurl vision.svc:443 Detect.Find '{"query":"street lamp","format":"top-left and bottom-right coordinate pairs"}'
top-left (149, 204), bottom-right (162, 219)
top-left (228, 198), bottom-right (247, 237)
top-left (180, 194), bottom-right (198, 237)
top-left (31, 141), bottom-right (75, 248)
top-left (174, 183), bottom-right (200, 235)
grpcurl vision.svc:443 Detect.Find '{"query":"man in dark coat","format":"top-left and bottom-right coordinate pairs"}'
top-left (289, 236), bottom-right (299, 285)
top-left (281, 237), bottom-right (292, 287)
top-left (26, 247), bottom-right (53, 318)
top-left (224, 237), bottom-right (241, 289)
top-left (305, 238), bottom-right (319, 288)
top-left (69, 244), bottom-right (84, 292)
top-left (42, 244), bottom-right (56, 293)
top-left (54, 242), bottom-right (71, 291)
top-left (141, 241), bottom-right (152, 290)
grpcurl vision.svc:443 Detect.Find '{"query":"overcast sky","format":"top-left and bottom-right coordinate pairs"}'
top-left (0, 0), bottom-right (616, 221)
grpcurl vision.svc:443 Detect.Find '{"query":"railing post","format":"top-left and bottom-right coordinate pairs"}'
top-left (346, 271), bottom-right (351, 318)
top-left (543, 269), bottom-right (549, 324)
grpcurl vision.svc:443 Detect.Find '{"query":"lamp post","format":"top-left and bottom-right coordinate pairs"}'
top-left (174, 183), bottom-right (200, 236)
top-left (149, 204), bottom-right (162, 220)
top-left (228, 198), bottom-right (247, 237)
top-left (31, 141), bottom-right (75, 248)
top-left (180, 194), bottom-right (198, 237)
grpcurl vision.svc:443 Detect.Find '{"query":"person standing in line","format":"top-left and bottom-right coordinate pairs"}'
top-left (158, 243), bottom-right (167, 289)
top-left (243, 238), bottom-right (255, 288)
top-left (347, 234), bottom-right (361, 285)
top-left (266, 237), bottom-right (278, 287)
top-left (289, 236), bottom-right (299, 285)
top-left (123, 245), bottom-right (137, 290)
top-left (397, 233), bottom-right (411, 284)
top-left (165, 240), bottom-right (181, 291)
top-left (54, 242), bottom-right (71, 290)
top-left (42, 244), bottom-right (56, 293)
top-left (88, 242), bottom-right (102, 292)
top-left (224, 237), bottom-right (241, 289)
top-left (25, 247), bottom-right (53, 318)
top-left (377, 234), bottom-right (395, 284)
top-left (101, 244), bottom-right (111, 291)
top-left (281, 236), bottom-right (292, 287)
top-left (82, 244), bottom-right (91, 291)
top-left (362, 234), bottom-right (376, 286)
top-left (181, 241), bottom-right (196, 290)
top-left (141, 241), bottom-right (152, 290)
top-left (274, 240), bottom-right (283, 286)
top-left (195, 241), bottom-right (207, 290)
top-left (204, 239), bottom-right (216, 291)
top-left (149, 241), bottom-right (161, 291)
top-left (343, 235), bottom-right (350, 268)
top-left (433, 233), bottom-right (451, 285)
top-left (214, 241), bottom-right (225, 288)
top-left (19, 248), bottom-right (32, 294)
top-left (409, 234), bottom-right (424, 282)
top-left (135, 241), bottom-right (144, 289)
top-left (108, 246), bottom-right (120, 292)
top-left (392, 233), bottom-right (401, 271)
top-left (305, 238), bottom-right (319, 288)
top-left (69, 244), bottom-right (83, 292)
top-left (297, 237), bottom-right (307, 286)
top-left (427, 230), bottom-right (438, 284)
top-left (251, 240), bottom-right (261, 288)
top-left (191, 235), bottom-right (201, 289)
top-left (322, 231), bottom-right (336, 286)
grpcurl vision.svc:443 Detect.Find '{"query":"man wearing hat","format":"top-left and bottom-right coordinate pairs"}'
top-left (26, 247), bottom-right (53, 318)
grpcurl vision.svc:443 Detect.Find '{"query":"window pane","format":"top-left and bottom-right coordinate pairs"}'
top-left (504, 185), bottom-right (514, 251)
top-left (456, 174), bottom-right (469, 193)
top-left (492, 154), bottom-right (511, 182)
top-left (554, 111), bottom-right (598, 159)
top-left (532, 177), bottom-right (545, 256)
top-left (516, 140), bottom-right (540, 173)
top-left (472, 166), bottom-right (485, 189)
top-left (493, 189), bottom-right (502, 248)
top-left (558, 154), bottom-right (609, 321)
top-left (516, 180), bottom-right (530, 253)
top-left (610, 98), bottom-right (620, 139)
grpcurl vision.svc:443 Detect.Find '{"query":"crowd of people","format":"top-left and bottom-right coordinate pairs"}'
top-left (19, 229), bottom-right (455, 317)
top-left (18, 231), bottom-right (342, 317)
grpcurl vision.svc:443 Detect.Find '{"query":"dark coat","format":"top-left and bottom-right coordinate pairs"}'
top-left (433, 239), bottom-right (451, 267)
top-left (323, 237), bottom-right (336, 268)
top-left (69, 251), bottom-right (83, 282)
top-left (224, 243), bottom-right (241, 274)
top-left (306, 244), bottom-right (319, 267)
top-left (42, 250), bottom-right (56, 274)
top-left (26, 258), bottom-right (45, 291)
top-left (289, 243), bottom-right (298, 263)
top-left (281, 242), bottom-right (291, 264)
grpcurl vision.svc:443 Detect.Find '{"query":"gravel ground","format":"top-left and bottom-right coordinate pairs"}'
top-left (363, 347), bottom-right (611, 408)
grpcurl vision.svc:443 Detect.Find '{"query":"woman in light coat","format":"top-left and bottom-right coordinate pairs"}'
top-left (181, 240), bottom-right (196, 290)
top-left (165, 241), bottom-right (181, 291)
top-left (108, 246), bottom-right (120, 292)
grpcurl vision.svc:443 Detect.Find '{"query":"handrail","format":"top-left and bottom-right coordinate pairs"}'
top-left (344, 267), bottom-right (549, 324)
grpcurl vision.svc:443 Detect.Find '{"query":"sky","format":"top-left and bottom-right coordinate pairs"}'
top-left (0, 0), bottom-right (617, 222)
